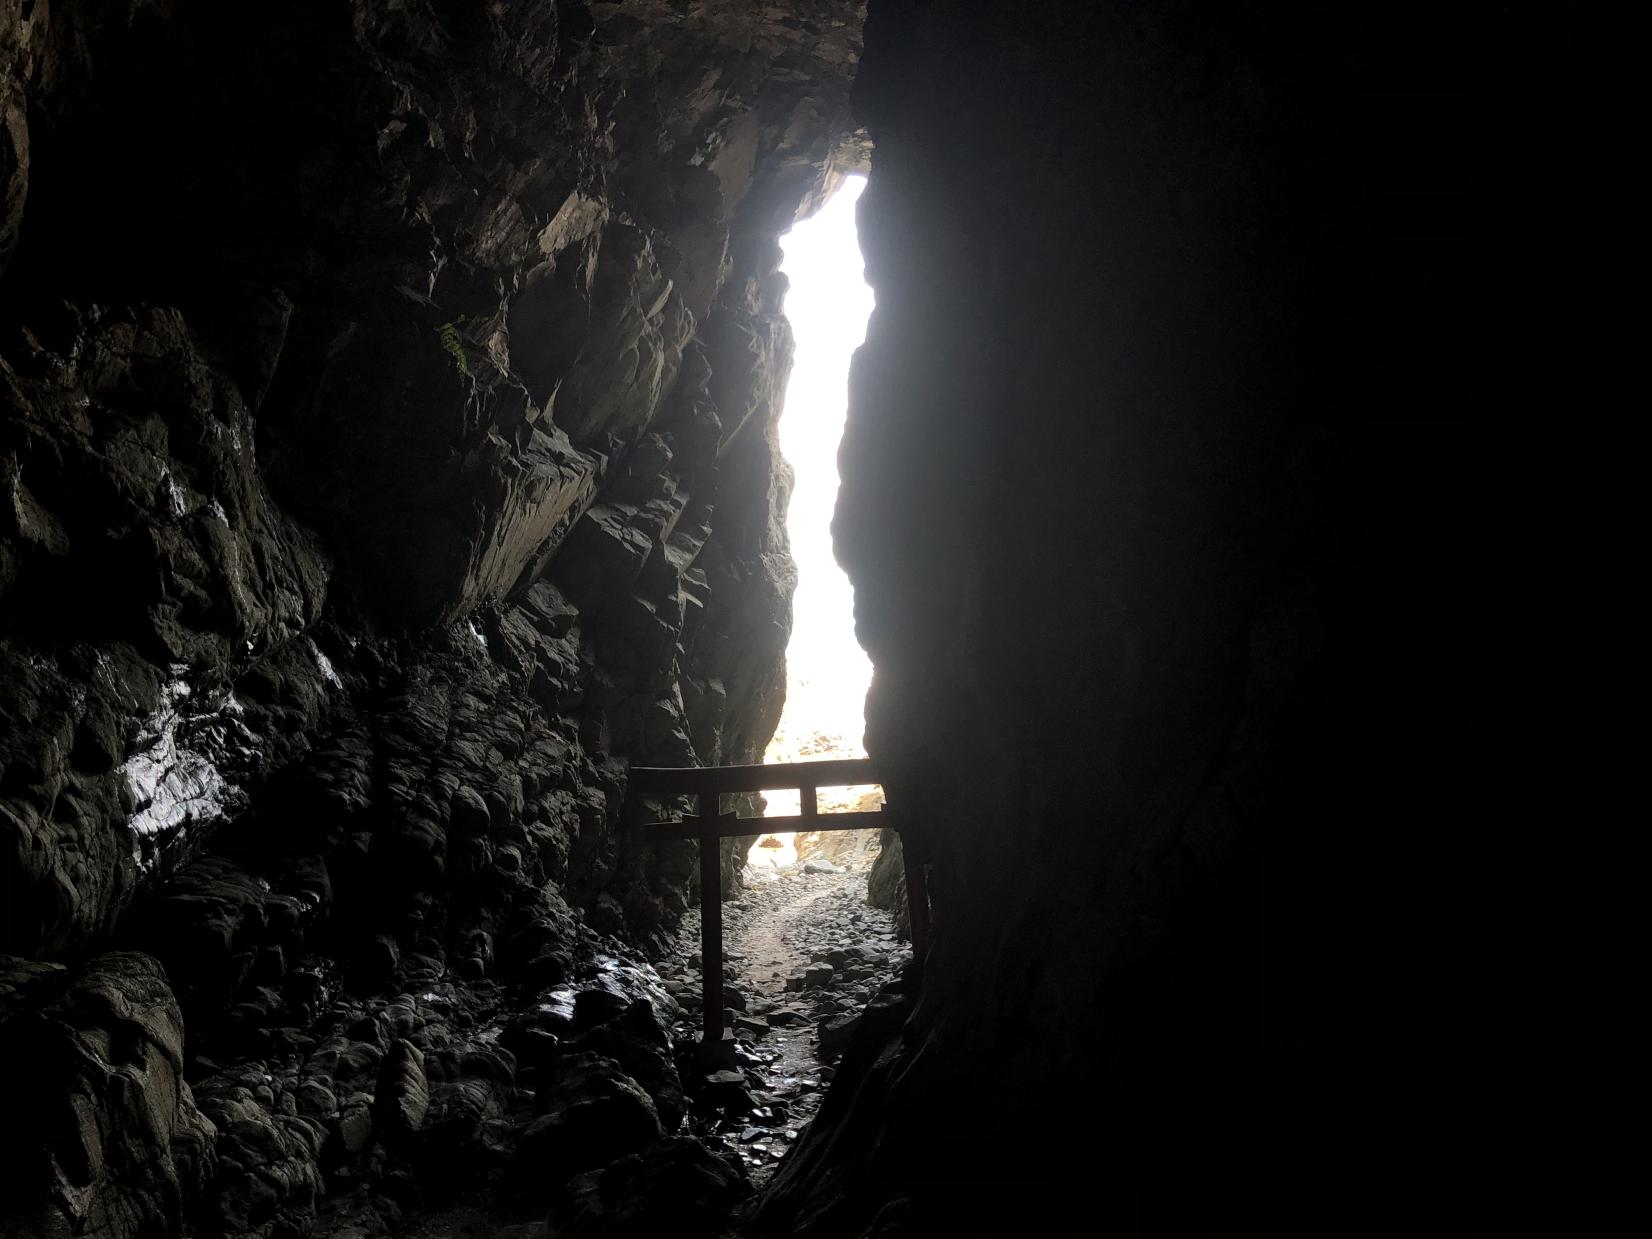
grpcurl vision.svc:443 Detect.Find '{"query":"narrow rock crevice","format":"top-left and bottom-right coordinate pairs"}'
top-left (2, 2), bottom-right (1618, 1236)
top-left (4, 4), bottom-right (868, 1235)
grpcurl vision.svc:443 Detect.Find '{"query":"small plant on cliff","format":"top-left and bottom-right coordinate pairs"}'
top-left (435, 315), bottom-right (470, 376)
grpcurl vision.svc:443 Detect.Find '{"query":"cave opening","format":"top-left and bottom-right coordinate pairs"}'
top-left (749, 175), bottom-right (882, 874)
top-left (644, 176), bottom-right (911, 1182)
top-left (3, 2), bottom-right (1585, 1234)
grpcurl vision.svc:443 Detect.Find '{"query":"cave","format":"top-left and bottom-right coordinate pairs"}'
top-left (1, 4), bottom-right (1642, 1237)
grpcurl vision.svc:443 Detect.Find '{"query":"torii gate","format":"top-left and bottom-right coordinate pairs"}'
top-left (630, 757), bottom-right (930, 1052)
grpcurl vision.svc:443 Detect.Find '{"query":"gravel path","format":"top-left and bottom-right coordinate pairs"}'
top-left (659, 859), bottom-right (909, 1185)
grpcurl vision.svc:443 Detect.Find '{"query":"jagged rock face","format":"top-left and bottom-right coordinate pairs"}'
top-left (766, 3), bottom-right (1478, 1235)
top-left (861, 828), bottom-right (905, 937)
top-left (2, 1), bottom-right (864, 1234)
top-left (1, 305), bottom-right (332, 955)
top-left (2, 0), bottom-right (863, 950)
top-left (0, 953), bottom-right (217, 1238)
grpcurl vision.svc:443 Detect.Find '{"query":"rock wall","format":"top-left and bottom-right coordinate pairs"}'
top-left (762, 3), bottom-right (1498, 1235)
top-left (6, 3), bottom-right (1629, 1235)
top-left (2, 2), bottom-right (864, 1234)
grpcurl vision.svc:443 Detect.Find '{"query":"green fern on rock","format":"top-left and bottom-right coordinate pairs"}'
top-left (435, 315), bottom-right (470, 376)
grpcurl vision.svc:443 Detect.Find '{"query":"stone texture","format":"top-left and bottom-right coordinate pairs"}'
top-left (753, 2), bottom-right (1500, 1236)
top-left (1, 304), bottom-right (333, 955)
top-left (0, 2), bottom-right (865, 1235)
top-left (517, 1053), bottom-right (663, 1185)
top-left (778, 5), bottom-right (1313, 1230)
top-left (0, 0), bottom-right (1586, 1234)
top-left (862, 829), bottom-right (908, 939)
top-left (372, 1039), bottom-right (431, 1143)
top-left (1, 0), bottom-right (865, 961)
top-left (547, 1136), bottom-right (752, 1239)
top-left (0, 952), bottom-right (216, 1239)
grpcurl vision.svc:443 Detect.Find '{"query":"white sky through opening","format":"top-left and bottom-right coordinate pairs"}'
top-left (760, 176), bottom-right (876, 822)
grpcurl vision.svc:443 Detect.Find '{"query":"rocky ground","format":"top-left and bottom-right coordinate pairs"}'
top-left (211, 851), bottom-right (905, 1239)
top-left (660, 849), bottom-right (907, 1187)
top-left (3, 4), bottom-right (880, 1234)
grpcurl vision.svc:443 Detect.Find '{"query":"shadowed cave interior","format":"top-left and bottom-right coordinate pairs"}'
top-left (1, 4), bottom-right (1645, 1238)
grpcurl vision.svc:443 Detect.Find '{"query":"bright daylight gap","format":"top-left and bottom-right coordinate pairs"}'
top-left (749, 176), bottom-right (879, 872)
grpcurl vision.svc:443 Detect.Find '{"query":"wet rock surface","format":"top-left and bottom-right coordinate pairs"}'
top-left (160, 926), bottom-right (702, 1239)
top-left (659, 856), bottom-right (905, 1187)
top-left (0, 0), bottom-right (1534, 1233)
top-left (2, 0), bottom-right (868, 964)
top-left (2, 2), bottom-right (869, 1235)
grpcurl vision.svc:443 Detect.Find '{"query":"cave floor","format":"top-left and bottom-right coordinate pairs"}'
top-left (662, 860), bottom-right (908, 1186)
top-left (303, 863), bottom-right (907, 1239)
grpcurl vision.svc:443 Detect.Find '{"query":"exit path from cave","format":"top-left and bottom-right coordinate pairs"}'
top-left (648, 178), bottom-right (895, 1189)
top-left (660, 856), bottom-right (907, 1184)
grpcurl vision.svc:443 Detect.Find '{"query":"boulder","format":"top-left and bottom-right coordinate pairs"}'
top-left (547, 1136), bottom-right (751, 1239)
top-left (0, 953), bottom-right (216, 1239)
top-left (372, 1038), bottom-right (431, 1143)
top-left (515, 1054), bottom-right (662, 1189)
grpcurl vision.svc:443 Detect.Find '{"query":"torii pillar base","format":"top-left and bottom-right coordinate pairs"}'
top-left (694, 1029), bottom-right (738, 1072)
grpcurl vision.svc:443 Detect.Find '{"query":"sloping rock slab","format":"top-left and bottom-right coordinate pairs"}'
top-left (548, 1135), bottom-right (752, 1239)
top-left (512, 1053), bottom-right (661, 1195)
top-left (0, 952), bottom-right (216, 1239)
